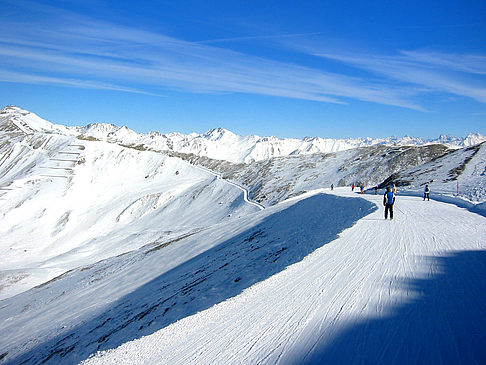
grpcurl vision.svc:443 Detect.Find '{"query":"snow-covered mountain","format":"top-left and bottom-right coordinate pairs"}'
top-left (1, 105), bottom-right (486, 364)
top-left (80, 123), bottom-right (484, 163)
top-left (0, 107), bottom-right (262, 300)
top-left (3, 106), bottom-right (484, 163)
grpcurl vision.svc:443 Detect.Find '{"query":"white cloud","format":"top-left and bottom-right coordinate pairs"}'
top-left (0, 8), bottom-right (426, 110)
top-left (0, 69), bottom-right (160, 96)
top-left (400, 50), bottom-right (486, 75)
top-left (313, 50), bottom-right (486, 104)
top-left (196, 32), bottom-right (324, 44)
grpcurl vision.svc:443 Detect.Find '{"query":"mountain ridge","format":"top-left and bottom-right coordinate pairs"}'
top-left (2, 105), bottom-right (485, 163)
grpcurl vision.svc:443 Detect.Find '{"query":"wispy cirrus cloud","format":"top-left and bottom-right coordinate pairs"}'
top-left (0, 5), bottom-right (430, 111)
top-left (195, 32), bottom-right (323, 44)
top-left (0, 69), bottom-right (162, 96)
top-left (399, 50), bottom-right (486, 75)
top-left (312, 49), bottom-right (486, 104)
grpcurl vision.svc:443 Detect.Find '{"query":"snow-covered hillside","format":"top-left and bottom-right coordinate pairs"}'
top-left (1, 189), bottom-right (485, 364)
top-left (178, 143), bottom-right (456, 205)
top-left (1, 105), bottom-right (485, 364)
top-left (0, 109), bottom-right (260, 300)
top-left (379, 142), bottom-right (486, 205)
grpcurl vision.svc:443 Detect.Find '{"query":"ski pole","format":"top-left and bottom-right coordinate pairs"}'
top-left (394, 204), bottom-right (404, 214)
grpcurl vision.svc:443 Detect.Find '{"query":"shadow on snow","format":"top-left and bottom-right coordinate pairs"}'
top-left (295, 250), bottom-right (486, 365)
top-left (4, 193), bottom-right (376, 364)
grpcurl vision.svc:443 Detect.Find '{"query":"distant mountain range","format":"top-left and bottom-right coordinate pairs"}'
top-left (2, 105), bottom-right (485, 163)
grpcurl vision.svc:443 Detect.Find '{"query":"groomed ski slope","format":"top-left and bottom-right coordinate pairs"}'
top-left (83, 188), bottom-right (486, 365)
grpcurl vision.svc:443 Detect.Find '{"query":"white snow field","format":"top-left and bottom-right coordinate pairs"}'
top-left (1, 188), bottom-right (485, 364)
top-left (0, 128), bottom-right (260, 300)
top-left (77, 189), bottom-right (486, 365)
top-left (0, 155), bottom-right (259, 299)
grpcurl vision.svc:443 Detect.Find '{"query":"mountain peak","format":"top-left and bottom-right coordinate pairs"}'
top-left (1, 105), bottom-right (22, 113)
top-left (203, 127), bottom-right (235, 140)
top-left (0, 105), bottom-right (72, 134)
top-left (1, 105), bottom-right (32, 118)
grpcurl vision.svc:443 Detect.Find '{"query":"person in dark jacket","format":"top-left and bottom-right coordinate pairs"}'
top-left (383, 186), bottom-right (395, 219)
top-left (424, 184), bottom-right (430, 201)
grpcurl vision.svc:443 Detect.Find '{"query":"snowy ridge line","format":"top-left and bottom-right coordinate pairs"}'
top-left (189, 163), bottom-right (265, 210)
top-left (3, 106), bottom-right (486, 165)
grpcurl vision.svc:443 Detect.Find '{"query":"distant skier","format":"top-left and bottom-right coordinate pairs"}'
top-left (393, 184), bottom-right (397, 194)
top-left (360, 185), bottom-right (364, 194)
top-left (331, 183), bottom-right (334, 191)
top-left (424, 184), bottom-right (430, 201)
top-left (383, 186), bottom-right (395, 219)
top-left (352, 184), bottom-right (355, 191)
top-left (374, 186), bottom-right (378, 195)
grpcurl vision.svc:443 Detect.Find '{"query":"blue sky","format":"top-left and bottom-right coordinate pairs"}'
top-left (0, 0), bottom-right (485, 139)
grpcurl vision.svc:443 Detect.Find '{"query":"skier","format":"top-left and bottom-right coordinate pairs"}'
top-left (424, 184), bottom-right (430, 201)
top-left (393, 184), bottom-right (397, 194)
top-left (331, 183), bottom-right (334, 191)
top-left (383, 186), bottom-right (395, 220)
top-left (352, 184), bottom-right (355, 191)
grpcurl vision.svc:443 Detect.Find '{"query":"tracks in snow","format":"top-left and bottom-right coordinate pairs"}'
top-left (187, 163), bottom-right (265, 210)
top-left (82, 189), bottom-right (486, 365)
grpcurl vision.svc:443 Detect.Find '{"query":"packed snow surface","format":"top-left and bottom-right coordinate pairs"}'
top-left (1, 189), bottom-right (485, 364)
top-left (77, 189), bottom-right (486, 365)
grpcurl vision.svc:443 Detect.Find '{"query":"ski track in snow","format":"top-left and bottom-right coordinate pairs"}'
top-left (80, 189), bottom-right (486, 365)
top-left (190, 163), bottom-right (265, 210)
